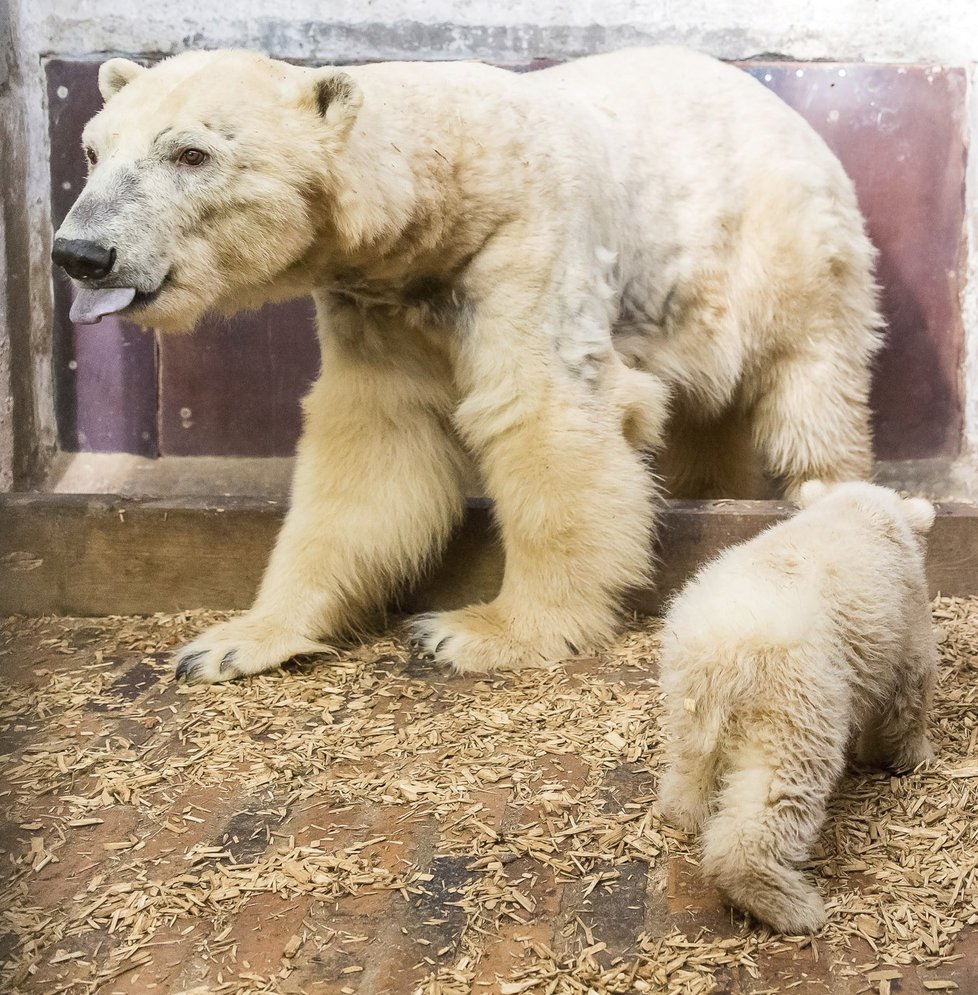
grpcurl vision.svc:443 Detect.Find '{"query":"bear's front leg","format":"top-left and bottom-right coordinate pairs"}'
top-left (175, 325), bottom-right (466, 684)
top-left (410, 253), bottom-right (660, 674)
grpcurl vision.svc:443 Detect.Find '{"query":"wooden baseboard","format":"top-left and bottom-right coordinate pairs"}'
top-left (1, 494), bottom-right (976, 617)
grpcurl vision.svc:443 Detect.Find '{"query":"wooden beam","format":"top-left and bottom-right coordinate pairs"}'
top-left (1, 494), bottom-right (976, 617)
top-left (0, 493), bottom-right (281, 616)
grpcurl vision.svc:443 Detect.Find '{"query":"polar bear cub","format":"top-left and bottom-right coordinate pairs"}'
top-left (659, 481), bottom-right (938, 933)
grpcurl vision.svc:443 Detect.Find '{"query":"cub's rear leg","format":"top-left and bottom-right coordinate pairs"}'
top-left (701, 717), bottom-right (845, 934)
top-left (659, 742), bottom-right (718, 833)
top-left (859, 623), bottom-right (938, 772)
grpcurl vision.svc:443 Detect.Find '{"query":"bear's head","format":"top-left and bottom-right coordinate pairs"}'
top-left (52, 51), bottom-right (362, 333)
top-left (796, 479), bottom-right (936, 536)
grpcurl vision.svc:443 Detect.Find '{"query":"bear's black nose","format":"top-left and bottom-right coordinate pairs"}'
top-left (52, 238), bottom-right (116, 281)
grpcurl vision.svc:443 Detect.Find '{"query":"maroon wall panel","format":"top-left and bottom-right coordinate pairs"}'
top-left (747, 64), bottom-right (967, 459)
top-left (48, 58), bottom-right (968, 461)
top-left (157, 302), bottom-right (319, 456)
top-left (47, 59), bottom-right (159, 456)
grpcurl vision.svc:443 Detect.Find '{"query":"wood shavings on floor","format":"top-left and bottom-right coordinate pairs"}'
top-left (0, 598), bottom-right (976, 994)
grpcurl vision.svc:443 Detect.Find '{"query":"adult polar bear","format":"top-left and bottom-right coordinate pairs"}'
top-left (53, 48), bottom-right (882, 683)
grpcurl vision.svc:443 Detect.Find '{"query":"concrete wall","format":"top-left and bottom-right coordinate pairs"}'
top-left (25, 1), bottom-right (978, 64)
top-left (4, 0), bottom-right (978, 487)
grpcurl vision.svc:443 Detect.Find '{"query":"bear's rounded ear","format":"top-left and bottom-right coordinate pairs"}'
top-left (305, 69), bottom-right (363, 134)
top-left (902, 496), bottom-right (936, 535)
top-left (99, 59), bottom-right (146, 102)
top-left (796, 479), bottom-right (829, 509)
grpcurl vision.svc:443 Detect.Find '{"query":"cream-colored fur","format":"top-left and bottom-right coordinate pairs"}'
top-left (659, 481), bottom-right (938, 933)
top-left (55, 48), bottom-right (881, 681)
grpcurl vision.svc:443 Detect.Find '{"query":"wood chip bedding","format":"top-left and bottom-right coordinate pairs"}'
top-left (0, 599), bottom-right (975, 994)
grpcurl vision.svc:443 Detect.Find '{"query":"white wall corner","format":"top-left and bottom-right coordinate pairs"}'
top-left (24, 1), bottom-right (978, 65)
top-left (0, 207), bottom-right (14, 492)
top-left (961, 65), bottom-right (978, 458)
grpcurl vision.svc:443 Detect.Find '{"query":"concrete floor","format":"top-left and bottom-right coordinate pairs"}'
top-left (39, 452), bottom-right (978, 503)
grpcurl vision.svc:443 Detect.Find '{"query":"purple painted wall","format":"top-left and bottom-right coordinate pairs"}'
top-left (48, 60), bottom-right (158, 456)
top-left (158, 301), bottom-right (318, 457)
top-left (47, 58), bottom-right (968, 461)
top-left (745, 63), bottom-right (966, 459)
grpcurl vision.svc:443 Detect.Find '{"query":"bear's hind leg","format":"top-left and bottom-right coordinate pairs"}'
top-left (659, 397), bottom-right (767, 499)
top-left (659, 740), bottom-right (719, 833)
top-left (174, 327), bottom-right (467, 684)
top-left (749, 339), bottom-right (878, 500)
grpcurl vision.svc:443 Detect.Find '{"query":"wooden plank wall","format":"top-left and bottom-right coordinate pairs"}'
top-left (2, 496), bottom-right (976, 617)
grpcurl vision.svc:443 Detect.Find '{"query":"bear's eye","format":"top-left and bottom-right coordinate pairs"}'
top-left (85, 147), bottom-right (97, 166)
top-left (177, 148), bottom-right (208, 167)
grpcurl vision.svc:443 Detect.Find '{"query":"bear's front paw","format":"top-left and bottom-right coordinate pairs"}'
top-left (408, 606), bottom-right (572, 676)
top-left (173, 615), bottom-right (335, 685)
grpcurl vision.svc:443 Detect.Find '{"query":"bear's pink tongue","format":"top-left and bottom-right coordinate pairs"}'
top-left (70, 287), bottom-right (137, 325)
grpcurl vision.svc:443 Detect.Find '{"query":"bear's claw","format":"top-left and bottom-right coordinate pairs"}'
top-left (174, 650), bottom-right (206, 682)
top-left (407, 615), bottom-right (442, 662)
top-left (409, 606), bottom-right (572, 675)
top-left (171, 615), bottom-right (339, 685)
top-left (219, 649), bottom-right (240, 675)
top-left (408, 614), bottom-right (452, 667)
